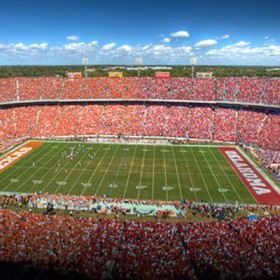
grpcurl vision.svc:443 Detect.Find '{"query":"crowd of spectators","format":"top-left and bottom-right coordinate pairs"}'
top-left (1, 104), bottom-right (279, 152)
top-left (0, 207), bottom-right (279, 279)
top-left (1, 77), bottom-right (280, 105)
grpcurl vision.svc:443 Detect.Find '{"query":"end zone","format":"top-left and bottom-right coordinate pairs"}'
top-left (219, 147), bottom-right (280, 205)
top-left (0, 141), bottom-right (44, 173)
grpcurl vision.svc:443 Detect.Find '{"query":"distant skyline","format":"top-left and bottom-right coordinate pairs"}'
top-left (0, 0), bottom-right (280, 65)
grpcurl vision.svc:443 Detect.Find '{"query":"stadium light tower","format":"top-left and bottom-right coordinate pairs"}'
top-left (82, 57), bottom-right (89, 78)
top-left (190, 57), bottom-right (197, 79)
top-left (136, 57), bottom-right (142, 77)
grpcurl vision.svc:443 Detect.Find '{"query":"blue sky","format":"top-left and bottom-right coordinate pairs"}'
top-left (0, 0), bottom-right (280, 65)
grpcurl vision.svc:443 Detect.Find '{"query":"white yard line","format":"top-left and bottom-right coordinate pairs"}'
top-left (0, 140), bottom-right (29, 159)
top-left (171, 146), bottom-right (183, 201)
top-left (189, 147), bottom-right (213, 203)
top-left (51, 146), bottom-right (98, 194)
top-left (237, 146), bottom-right (280, 195)
top-left (94, 145), bottom-right (120, 196)
top-left (39, 148), bottom-right (80, 193)
top-left (123, 146), bottom-right (138, 198)
top-left (13, 145), bottom-right (67, 193)
top-left (0, 143), bottom-right (50, 185)
top-left (181, 149), bottom-right (198, 201)
top-left (200, 148), bottom-right (228, 204)
top-left (78, 145), bottom-right (108, 195)
top-left (137, 145), bottom-right (147, 200)
top-left (209, 147), bottom-right (244, 204)
top-left (152, 145), bottom-right (155, 201)
top-left (162, 146), bottom-right (168, 201)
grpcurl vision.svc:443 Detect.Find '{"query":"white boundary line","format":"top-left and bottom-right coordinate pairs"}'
top-left (237, 146), bottom-right (280, 195)
top-left (36, 138), bottom-right (231, 147)
top-left (199, 147), bottom-right (229, 204)
top-left (181, 148), bottom-right (198, 201)
top-left (209, 147), bottom-right (244, 204)
top-left (3, 139), bottom-right (279, 201)
top-left (162, 146), bottom-right (169, 201)
top-left (137, 145), bottom-right (147, 200)
top-left (0, 142), bottom-right (50, 185)
top-left (23, 145), bottom-right (70, 193)
top-left (152, 145), bottom-right (155, 201)
top-left (0, 141), bottom-right (29, 159)
top-left (123, 146), bottom-right (138, 198)
top-left (2, 144), bottom-right (64, 192)
top-left (189, 147), bottom-right (213, 203)
top-left (94, 145), bottom-right (120, 196)
top-left (52, 146), bottom-right (95, 193)
top-left (171, 146), bottom-right (183, 201)
top-left (73, 145), bottom-right (104, 195)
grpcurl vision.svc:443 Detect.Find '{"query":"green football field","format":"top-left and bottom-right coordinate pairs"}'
top-left (0, 141), bottom-right (257, 204)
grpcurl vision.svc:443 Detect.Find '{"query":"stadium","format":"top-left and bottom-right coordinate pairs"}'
top-left (0, 74), bottom-right (280, 279)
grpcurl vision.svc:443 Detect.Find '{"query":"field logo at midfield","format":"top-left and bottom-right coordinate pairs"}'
top-left (219, 147), bottom-right (280, 205)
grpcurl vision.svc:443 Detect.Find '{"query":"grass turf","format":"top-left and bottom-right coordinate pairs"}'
top-left (0, 141), bottom-right (257, 204)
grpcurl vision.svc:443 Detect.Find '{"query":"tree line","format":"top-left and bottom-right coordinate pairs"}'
top-left (0, 65), bottom-right (280, 78)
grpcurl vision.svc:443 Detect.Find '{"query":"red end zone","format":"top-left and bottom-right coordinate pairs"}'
top-left (219, 147), bottom-right (280, 205)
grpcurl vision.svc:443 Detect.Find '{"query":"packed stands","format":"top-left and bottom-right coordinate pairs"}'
top-left (192, 78), bottom-right (215, 101)
top-left (1, 75), bottom-right (280, 170)
top-left (166, 105), bottom-right (190, 138)
top-left (1, 77), bottom-right (280, 105)
top-left (1, 75), bottom-right (280, 280)
top-left (189, 106), bottom-right (213, 140)
top-left (143, 105), bottom-right (169, 137)
top-left (236, 109), bottom-right (267, 146)
top-left (264, 78), bottom-right (280, 105)
top-left (0, 209), bottom-right (279, 279)
top-left (1, 104), bottom-right (280, 150)
top-left (213, 108), bottom-right (237, 142)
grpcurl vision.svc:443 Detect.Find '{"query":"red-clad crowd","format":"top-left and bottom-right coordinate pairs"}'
top-left (1, 77), bottom-right (280, 105)
top-left (1, 104), bottom-right (279, 151)
top-left (0, 208), bottom-right (279, 279)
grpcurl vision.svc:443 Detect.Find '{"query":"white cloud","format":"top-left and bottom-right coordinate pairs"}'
top-left (205, 41), bottom-right (280, 65)
top-left (162, 38), bottom-right (171, 43)
top-left (117, 45), bottom-right (132, 52)
top-left (194, 39), bottom-right (217, 49)
top-left (142, 45), bottom-right (150, 51)
top-left (179, 46), bottom-right (192, 53)
top-left (88, 41), bottom-right (98, 47)
top-left (66, 35), bottom-right (80, 41)
top-left (235, 41), bottom-right (250, 47)
top-left (64, 42), bottom-right (85, 50)
top-left (221, 34), bottom-right (230, 39)
top-left (63, 41), bottom-right (98, 51)
top-left (15, 43), bottom-right (28, 50)
top-left (30, 43), bottom-right (48, 49)
top-left (1, 39), bottom-right (280, 65)
top-left (170, 31), bottom-right (189, 38)
top-left (102, 43), bottom-right (116, 50)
